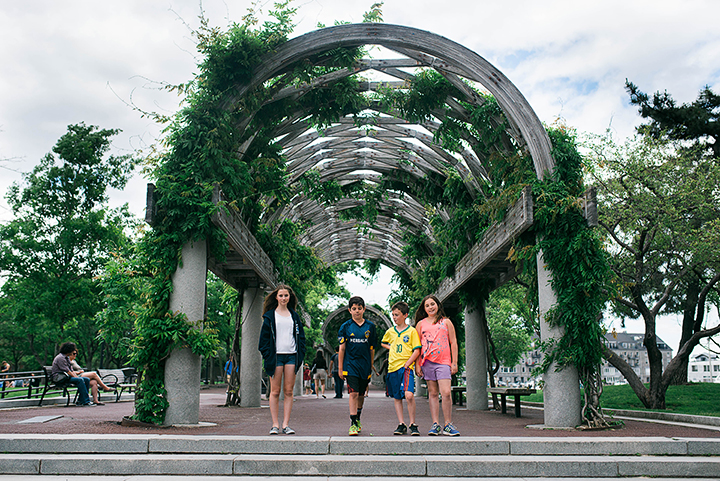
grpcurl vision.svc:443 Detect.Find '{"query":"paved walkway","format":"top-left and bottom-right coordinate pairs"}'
top-left (1, 385), bottom-right (719, 438)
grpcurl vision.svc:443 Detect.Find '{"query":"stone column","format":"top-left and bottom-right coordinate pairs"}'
top-left (294, 366), bottom-right (303, 396)
top-left (537, 251), bottom-right (582, 427)
top-left (165, 240), bottom-right (207, 426)
top-left (240, 287), bottom-right (264, 407)
top-left (464, 303), bottom-right (488, 410)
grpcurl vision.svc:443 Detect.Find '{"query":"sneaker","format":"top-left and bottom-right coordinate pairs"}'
top-left (428, 422), bottom-right (442, 436)
top-left (282, 426), bottom-right (295, 435)
top-left (269, 426), bottom-right (280, 435)
top-left (443, 422), bottom-right (460, 436)
top-left (393, 423), bottom-right (407, 435)
top-left (356, 419), bottom-right (362, 433)
top-left (409, 424), bottom-right (420, 436)
top-left (348, 423), bottom-right (360, 436)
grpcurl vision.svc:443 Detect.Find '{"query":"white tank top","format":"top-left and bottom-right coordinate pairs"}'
top-left (275, 312), bottom-right (296, 354)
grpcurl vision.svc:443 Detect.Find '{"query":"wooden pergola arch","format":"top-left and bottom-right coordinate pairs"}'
top-left (163, 23), bottom-right (582, 428)
top-left (208, 23), bottom-right (554, 298)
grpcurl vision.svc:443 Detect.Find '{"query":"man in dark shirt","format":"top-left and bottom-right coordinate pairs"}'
top-left (51, 342), bottom-right (93, 406)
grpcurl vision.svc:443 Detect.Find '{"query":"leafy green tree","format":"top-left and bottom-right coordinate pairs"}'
top-left (0, 123), bottom-right (136, 369)
top-left (586, 133), bottom-right (720, 408)
top-left (486, 283), bottom-right (533, 368)
top-left (625, 83), bottom-right (720, 384)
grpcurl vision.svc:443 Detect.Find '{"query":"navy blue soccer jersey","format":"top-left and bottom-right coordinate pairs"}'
top-left (338, 319), bottom-right (377, 380)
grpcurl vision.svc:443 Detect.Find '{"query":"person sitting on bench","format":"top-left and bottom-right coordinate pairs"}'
top-left (51, 342), bottom-right (94, 406)
top-left (70, 359), bottom-right (114, 405)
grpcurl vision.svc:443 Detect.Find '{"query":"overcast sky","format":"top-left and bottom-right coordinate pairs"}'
top-left (2, 0), bottom-right (719, 351)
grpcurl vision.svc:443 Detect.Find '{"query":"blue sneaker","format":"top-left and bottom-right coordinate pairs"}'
top-left (428, 422), bottom-right (442, 436)
top-left (443, 422), bottom-right (460, 436)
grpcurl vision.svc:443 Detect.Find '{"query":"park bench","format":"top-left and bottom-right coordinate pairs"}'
top-left (451, 385), bottom-right (466, 406)
top-left (97, 368), bottom-right (137, 402)
top-left (38, 366), bottom-right (79, 406)
top-left (0, 370), bottom-right (42, 400)
top-left (488, 386), bottom-right (536, 417)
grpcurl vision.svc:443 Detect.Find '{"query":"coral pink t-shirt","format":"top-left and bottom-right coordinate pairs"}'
top-left (417, 318), bottom-right (452, 366)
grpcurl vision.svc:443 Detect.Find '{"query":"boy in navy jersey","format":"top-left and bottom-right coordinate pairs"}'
top-left (337, 296), bottom-right (377, 436)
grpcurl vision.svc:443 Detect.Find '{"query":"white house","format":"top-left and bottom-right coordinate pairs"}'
top-left (688, 353), bottom-right (720, 383)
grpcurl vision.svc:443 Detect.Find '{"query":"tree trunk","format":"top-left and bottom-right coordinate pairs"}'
top-left (225, 293), bottom-right (243, 406)
top-left (669, 279), bottom-right (700, 385)
top-left (603, 345), bottom-right (654, 408)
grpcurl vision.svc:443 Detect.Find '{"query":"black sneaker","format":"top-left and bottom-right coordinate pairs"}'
top-left (409, 423), bottom-right (420, 436)
top-left (393, 423), bottom-right (407, 435)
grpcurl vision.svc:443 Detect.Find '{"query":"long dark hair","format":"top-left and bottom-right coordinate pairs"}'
top-left (413, 294), bottom-right (447, 323)
top-left (262, 284), bottom-right (297, 313)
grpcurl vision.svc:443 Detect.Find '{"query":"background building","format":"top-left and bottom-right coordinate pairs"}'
top-left (493, 331), bottom-right (674, 387)
top-left (688, 353), bottom-right (720, 383)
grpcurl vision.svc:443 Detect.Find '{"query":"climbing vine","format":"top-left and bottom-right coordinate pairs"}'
top-left (130, 2), bottom-right (364, 424)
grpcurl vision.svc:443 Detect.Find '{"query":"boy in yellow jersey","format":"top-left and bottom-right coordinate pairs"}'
top-left (381, 301), bottom-right (421, 435)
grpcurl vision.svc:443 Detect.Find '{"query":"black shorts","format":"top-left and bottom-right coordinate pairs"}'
top-left (345, 375), bottom-right (370, 395)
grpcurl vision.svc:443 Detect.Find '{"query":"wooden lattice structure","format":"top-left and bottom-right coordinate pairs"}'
top-left (190, 23), bottom-right (556, 300)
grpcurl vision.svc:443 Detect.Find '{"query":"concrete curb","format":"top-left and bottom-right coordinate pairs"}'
top-left (1, 453), bottom-right (719, 477)
top-left (1, 434), bottom-right (719, 456)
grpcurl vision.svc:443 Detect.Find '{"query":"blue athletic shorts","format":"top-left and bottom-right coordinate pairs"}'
top-left (386, 367), bottom-right (415, 400)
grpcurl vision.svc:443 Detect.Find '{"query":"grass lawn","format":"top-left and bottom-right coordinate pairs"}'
top-left (524, 383), bottom-right (720, 417)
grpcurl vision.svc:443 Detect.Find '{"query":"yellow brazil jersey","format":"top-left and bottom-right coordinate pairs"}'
top-left (382, 325), bottom-right (421, 373)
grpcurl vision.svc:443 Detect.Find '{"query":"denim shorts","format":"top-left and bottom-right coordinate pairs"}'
top-left (421, 360), bottom-right (451, 381)
top-left (276, 353), bottom-right (296, 367)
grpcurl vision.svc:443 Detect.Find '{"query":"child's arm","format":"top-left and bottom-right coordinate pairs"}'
top-left (446, 318), bottom-right (459, 375)
top-left (338, 343), bottom-right (346, 380)
top-left (381, 343), bottom-right (391, 350)
top-left (405, 347), bottom-right (420, 370)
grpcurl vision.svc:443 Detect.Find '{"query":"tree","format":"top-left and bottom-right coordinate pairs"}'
top-left (486, 283), bottom-right (533, 368)
top-left (626, 82), bottom-right (720, 158)
top-left (625, 83), bottom-right (720, 384)
top-left (0, 123), bottom-right (136, 369)
top-left (586, 132), bottom-right (720, 409)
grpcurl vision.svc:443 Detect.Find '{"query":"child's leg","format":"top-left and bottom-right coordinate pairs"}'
top-left (426, 379), bottom-right (440, 425)
top-left (393, 398), bottom-right (405, 425)
top-left (348, 391), bottom-right (359, 415)
top-left (356, 390), bottom-right (365, 412)
top-left (281, 363), bottom-right (296, 428)
top-left (269, 366), bottom-right (284, 428)
top-left (405, 391), bottom-right (416, 425)
top-left (438, 377), bottom-right (453, 424)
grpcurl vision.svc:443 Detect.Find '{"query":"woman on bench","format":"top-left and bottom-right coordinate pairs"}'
top-left (70, 359), bottom-right (115, 405)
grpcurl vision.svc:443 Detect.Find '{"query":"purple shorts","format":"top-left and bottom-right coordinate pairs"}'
top-left (421, 360), bottom-right (451, 381)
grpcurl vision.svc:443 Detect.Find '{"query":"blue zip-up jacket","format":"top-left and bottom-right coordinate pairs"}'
top-left (258, 308), bottom-right (306, 376)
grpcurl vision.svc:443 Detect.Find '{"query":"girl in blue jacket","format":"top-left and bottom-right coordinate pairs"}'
top-left (258, 284), bottom-right (306, 434)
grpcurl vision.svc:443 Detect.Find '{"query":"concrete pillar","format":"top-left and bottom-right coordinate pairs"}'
top-left (165, 240), bottom-right (207, 426)
top-left (240, 287), bottom-right (264, 407)
top-left (464, 303), bottom-right (488, 410)
top-left (294, 366), bottom-right (302, 396)
top-left (537, 251), bottom-right (582, 427)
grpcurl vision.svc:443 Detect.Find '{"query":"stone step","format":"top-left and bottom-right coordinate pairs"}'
top-left (2, 453), bottom-right (719, 477)
top-left (2, 435), bottom-right (719, 478)
top-left (1, 434), bottom-right (719, 456)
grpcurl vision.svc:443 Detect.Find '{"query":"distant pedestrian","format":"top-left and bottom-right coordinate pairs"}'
top-left (329, 346), bottom-right (343, 398)
top-left (312, 349), bottom-right (328, 398)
